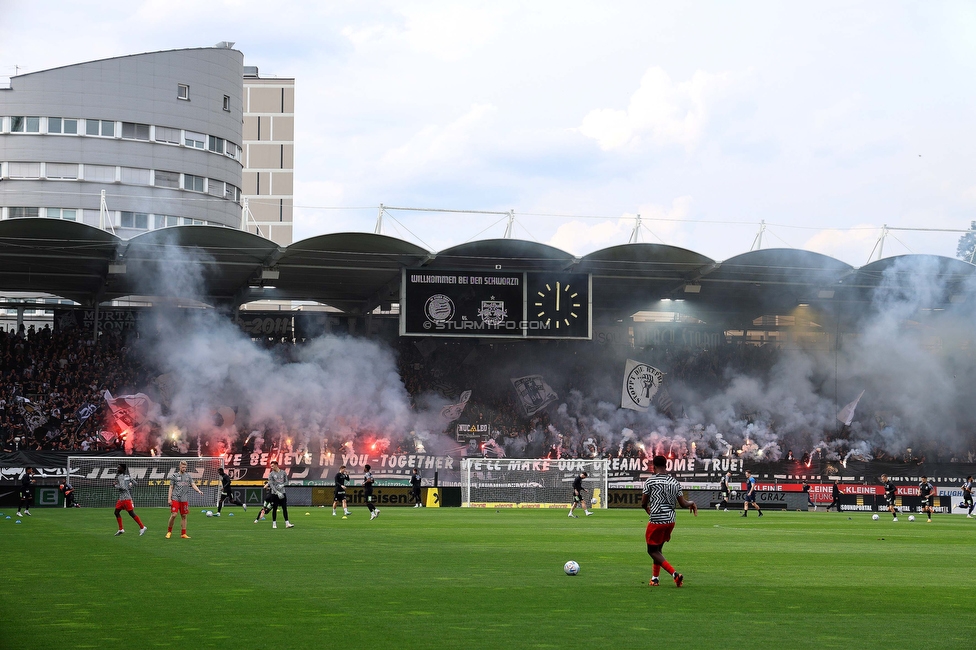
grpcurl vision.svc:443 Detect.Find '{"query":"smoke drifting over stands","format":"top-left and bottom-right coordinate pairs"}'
top-left (2, 242), bottom-right (975, 465)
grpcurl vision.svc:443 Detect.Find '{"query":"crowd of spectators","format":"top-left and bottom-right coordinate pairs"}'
top-left (0, 325), bottom-right (152, 452)
top-left (13, 323), bottom-right (962, 463)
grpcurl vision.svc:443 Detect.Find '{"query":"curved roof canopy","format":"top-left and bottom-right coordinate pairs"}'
top-left (0, 219), bottom-right (972, 322)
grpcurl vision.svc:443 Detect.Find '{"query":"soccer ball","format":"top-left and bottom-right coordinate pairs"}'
top-left (564, 560), bottom-right (580, 576)
top-left (591, 497), bottom-right (598, 504)
top-left (205, 511), bottom-right (213, 517)
top-left (872, 514), bottom-right (879, 520)
top-left (908, 515), bottom-right (915, 522)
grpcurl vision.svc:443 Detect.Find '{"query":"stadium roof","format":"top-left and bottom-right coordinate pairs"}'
top-left (0, 218), bottom-right (972, 324)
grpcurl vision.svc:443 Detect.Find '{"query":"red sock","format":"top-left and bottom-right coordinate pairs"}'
top-left (181, 528), bottom-right (186, 535)
top-left (133, 515), bottom-right (144, 528)
top-left (116, 516), bottom-right (123, 530)
top-left (167, 524), bottom-right (173, 533)
top-left (661, 560), bottom-right (675, 575)
top-left (652, 564), bottom-right (661, 578)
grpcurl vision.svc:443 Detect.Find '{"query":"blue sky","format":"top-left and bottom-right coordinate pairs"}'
top-left (3, 1), bottom-right (975, 264)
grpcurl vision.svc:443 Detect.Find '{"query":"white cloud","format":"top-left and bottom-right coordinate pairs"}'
top-left (802, 225), bottom-right (882, 266)
top-left (546, 196), bottom-right (693, 254)
top-left (578, 67), bottom-right (733, 151)
top-left (380, 103), bottom-right (497, 173)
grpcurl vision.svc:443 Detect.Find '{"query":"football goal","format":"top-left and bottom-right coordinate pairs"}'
top-left (461, 458), bottom-right (609, 508)
top-left (66, 456), bottom-right (223, 508)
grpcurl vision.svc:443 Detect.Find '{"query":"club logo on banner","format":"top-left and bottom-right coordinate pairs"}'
top-left (441, 390), bottom-right (473, 422)
top-left (511, 375), bottom-right (558, 416)
top-left (621, 360), bottom-right (665, 412)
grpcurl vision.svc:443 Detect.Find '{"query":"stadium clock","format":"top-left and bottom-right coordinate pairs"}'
top-left (525, 273), bottom-right (591, 339)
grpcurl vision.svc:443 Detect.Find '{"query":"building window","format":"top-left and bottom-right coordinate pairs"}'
top-left (120, 211), bottom-right (150, 229)
top-left (155, 215), bottom-right (181, 228)
top-left (178, 84), bottom-right (189, 100)
top-left (225, 142), bottom-right (240, 160)
top-left (208, 135), bottom-right (224, 154)
top-left (8, 162), bottom-right (41, 179)
top-left (120, 167), bottom-right (151, 185)
top-left (9, 207), bottom-right (40, 218)
top-left (184, 131), bottom-right (205, 149)
top-left (183, 174), bottom-right (205, 192)
top-left (223, 95), bottom-right (231, 111)
top-left (121, 122), bottom-right (150, 140)
top-left (11, 117), bottom-right (40, 133)
top-left (47, 117), bottom-right (79, 134)
top-left (208, 179), bottom-right (224, 197)
top-left (83, 164), bottom-right (117, 182)
top-left (154, 126), bottom-right (181, 145)
top-left (86, 119), bottom-right (115, 137)
top-left (45, 208), bottom-right (77, 221)
top-left (45, 163), bottom-right (79, 180)
top-left (154, 170), bottom-right (180, 189)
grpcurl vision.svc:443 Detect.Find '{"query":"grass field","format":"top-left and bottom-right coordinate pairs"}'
top-left (2, 506), bottom-right (974, 649)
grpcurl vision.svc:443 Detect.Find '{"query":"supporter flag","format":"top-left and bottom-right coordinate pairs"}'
top-left (621, 359), bottom-right (665, 412)
top-left (440, 390), bottom-right (472, 422)
top-left (75, 403), bottom-right (97, 423)
top-left (16, 397), bottom-right (49, 432)
top-left (511, 375), bottom-right (558, 417)
top-left (103, 390), bottom-right (153, 431)
top-left (837, 390), bottom-right (865, 427)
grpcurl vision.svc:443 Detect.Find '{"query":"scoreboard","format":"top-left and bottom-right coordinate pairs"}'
top-left (400, 269), bottom-right (591, 339)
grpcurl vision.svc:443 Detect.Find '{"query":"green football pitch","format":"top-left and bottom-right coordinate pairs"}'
top-left (2, 507), bottom-right (974, 649)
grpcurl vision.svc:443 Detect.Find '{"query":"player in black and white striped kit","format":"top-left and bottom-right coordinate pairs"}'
top-left (641, 455), bottom-right (697, 587)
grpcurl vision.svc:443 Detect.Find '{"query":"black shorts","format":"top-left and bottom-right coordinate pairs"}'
top-left (269, 494), bottom-right (287, 507)
top-left (333, 490), bottom-right (347, 502)
top-left (720, 489), bottom-right (730, 498)
top-left (744, 493), bottom-right (756, 503)
top-left (364, 492), bottom-right (374, 503)
top-left (20, 490), bottom-right (32, 500)
top-left (262, 500), bottom-right (273, 510)
top-left (963, 494), bottom-right (973, 505)
top-left (573, 491), bottom-right (584, 504)
top-left (925, 496), bottom-right (934, 507)
top-left (885, 495), bottom-right (896, 506)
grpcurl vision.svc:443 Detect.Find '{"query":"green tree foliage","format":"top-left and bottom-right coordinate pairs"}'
top-left (957, 221), bottom-right (976, 263)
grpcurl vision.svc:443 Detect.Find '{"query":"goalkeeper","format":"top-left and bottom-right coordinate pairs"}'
top-left (568, 471), bottom-right (593, 518)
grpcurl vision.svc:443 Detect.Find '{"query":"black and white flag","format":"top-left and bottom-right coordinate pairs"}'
top-left (440, 390), bottom-right (472, 422)
top-left (621, 359), bottom-right (665, 412)
top-left (511, 375), bottom-right (558, 417)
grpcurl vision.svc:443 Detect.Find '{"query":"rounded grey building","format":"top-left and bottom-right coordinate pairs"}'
top-left (0, 46), bottom-right (244, 237)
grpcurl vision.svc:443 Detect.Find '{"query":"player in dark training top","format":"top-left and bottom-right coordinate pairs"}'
top-left (718, 471), bottom-right (732, 511)
top-left (216, 467), bottom-right (246, 516)
top-left (958, 476), bottom-right (973, 518)
top-left (410, 468), bottom-right (423, 508)
top-left (17, 467), bottom-right (35, 517)
top-left (880, 474), bottom-right (900, 521)
top-left (364, 464), bottom-right (379, 520)
top-left (568, 471), bottom-right (593, 518)
top-left (113, 463), bottom-right (148, 536)
top-left (919, 476), bottom-right (936, 523)
top-left (333, 465), bottom-right (351, 517)
top-left (641, 455), bottom-right (697, 587)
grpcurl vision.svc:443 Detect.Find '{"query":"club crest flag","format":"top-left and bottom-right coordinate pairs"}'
top-left (511, 375), bottom-right (558, 417)
top-left (440, 390), bottom-right (473, 422)
top-left (836, 390), bottom-right (865, 427)
top-left (104, 390), bottom-right (153, 431)
top-left (621, 360), bottom-right (665, 412)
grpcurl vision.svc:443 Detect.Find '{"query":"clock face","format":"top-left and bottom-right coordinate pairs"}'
top-left (526, 273), bottom-right (590, 338)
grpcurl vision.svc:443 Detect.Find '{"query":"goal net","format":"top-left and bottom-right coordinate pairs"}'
top-left (461, 458), bottom-right (609, 508)
top-left (66, 456), bottom-right (223, 508)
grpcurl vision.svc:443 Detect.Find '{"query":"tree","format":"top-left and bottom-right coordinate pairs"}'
top-left (957, 221), bottom-right (976, 263)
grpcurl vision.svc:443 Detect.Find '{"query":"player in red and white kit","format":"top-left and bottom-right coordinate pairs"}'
top-left (641, 455), bottom-right (698, 587)
top-left (166, 460), bottom-right (204, 539)
top-left (113, 462), bottom-right (147, 536)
